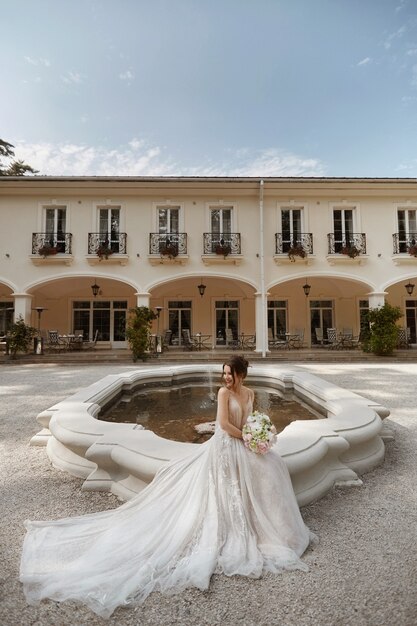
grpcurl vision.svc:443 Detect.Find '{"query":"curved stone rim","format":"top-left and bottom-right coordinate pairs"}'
top-left (31, 364), bottom-right (390, 506)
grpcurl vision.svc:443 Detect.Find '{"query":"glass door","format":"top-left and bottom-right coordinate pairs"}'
top-left (405, 300), bottom-right (417, 343)
top-left (281, 209), bottom-right (301, 252)
top-left (215, 300), bottom-right (239, 345)
top-left (45, 206), bottom-right (67, 252)
top-left (168, 301), bottom-right (192, 346)
top-left (211, 207), bottom-right (232, 252)
top-left (398, 209), bottom-right (417, 252)
top-left (99, 207), bottom-right (121, 252)
top-left (268, 300), bottom-right (287, 339)
top-left (310, 300), bottom-right (334, 345)
top-left (72, 300), bottom-right (127, 347)
top-left (333, 209), bottom-right (353, 252)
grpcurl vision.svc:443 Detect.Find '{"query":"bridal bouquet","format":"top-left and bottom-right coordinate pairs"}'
top-left (242, 411), bottom-right (277, 454)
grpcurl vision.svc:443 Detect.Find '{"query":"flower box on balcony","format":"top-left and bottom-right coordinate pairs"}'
top-left (97, 246), bottom-right (114, 260)
top-left (160, 244), bottom-right (178, 259)
top-left (407, 244), bottom-right (417, 258)
top-left (215, 244), bottom-right (231, 257)
top-left (38, 246), bottom-right (59, 258)
top-left (287, 244), bottom-right (307, 262)
top-left (341, 245), bottom-right (361, 259)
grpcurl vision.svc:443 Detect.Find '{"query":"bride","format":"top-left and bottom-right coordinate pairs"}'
top-left (20, 356), bottom-right (315, 618)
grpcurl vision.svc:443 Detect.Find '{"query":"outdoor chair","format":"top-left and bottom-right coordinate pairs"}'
top-left (162, 329), bottom-right (172, 349)
top-left (291, 329), bottom-right (304, 349)
top-left (46, 330), bottom-right (64, 352)
top-left (83, 329), bottom-right (99, 350)
top-left (314, 327), bottom-right (327, 346)
top-left (181, 329), bottom-right (198, 350)
top-left (226, 328), bottom-right (239, 349)
top-left (326, 328), bottom-right (340, 349)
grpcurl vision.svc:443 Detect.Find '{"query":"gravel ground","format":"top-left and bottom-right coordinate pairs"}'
top-left (1, 362), bottom-right (416, 626)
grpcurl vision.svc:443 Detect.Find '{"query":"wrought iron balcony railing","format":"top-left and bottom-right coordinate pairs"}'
top-left (32, 232), bottom-right (72, 255)
top-left (327, 233), bottom-right (367, 256)
top-left (203, 233), bottom-right (241, 255)
top-left (275, 233), bottom-right (313, 255)
top-left (88, 233), bottom-right (127, 255)
top-left (392, 232), bottom-right (417, 254)
top-left (149, 233), bottom-right (187, 256)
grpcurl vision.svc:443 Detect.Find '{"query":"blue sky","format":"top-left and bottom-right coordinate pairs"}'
top-left (2, 0), bottom-right (417, 177)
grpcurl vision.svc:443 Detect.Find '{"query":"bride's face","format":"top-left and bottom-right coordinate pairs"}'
top-left (223, 365), bottom-right (241, 390)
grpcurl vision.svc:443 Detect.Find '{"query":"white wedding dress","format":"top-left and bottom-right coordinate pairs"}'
top-left (20, 392), bottom-right (315, 618)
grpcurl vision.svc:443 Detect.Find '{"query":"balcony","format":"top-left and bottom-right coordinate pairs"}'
top-left (148, 233), bottom-right (188, 265)
top-left (326, 233), bottom-right (367, 265)
top-left (202, 233), bottom-right (242, 265)
top-left (87, 232), bottom-right (128, 265)
top-left (31, 233), bottom-right (73, 265)
top-left (274, 233), bottom-right (313, 265)
top-left (392, 232), bottom-right (417, 265)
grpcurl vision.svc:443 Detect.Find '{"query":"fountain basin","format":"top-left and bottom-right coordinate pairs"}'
top-left (31, 364), bottom-right (390, 506)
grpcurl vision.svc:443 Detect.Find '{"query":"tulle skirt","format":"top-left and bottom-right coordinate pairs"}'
top-left (20, 428), bottom-right (314, 618)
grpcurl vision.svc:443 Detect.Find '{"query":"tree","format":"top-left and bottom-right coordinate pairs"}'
top-left (362, 302), bottom-right (403, 356)
top-left (0, 138), bottom-right (38, 176)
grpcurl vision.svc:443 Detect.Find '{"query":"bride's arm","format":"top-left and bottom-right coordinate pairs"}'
top-left (216, 387), bottom-right (243, 439)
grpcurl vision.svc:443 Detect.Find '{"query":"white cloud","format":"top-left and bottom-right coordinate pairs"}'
top-left (411, 64), bottom-right (417, 87)
top-left (384, 25), bottom-right (407, 49)
top-left (406, 48), bottom-right (417, 56)
top-left (13, 140), bottom-right (326, 178)
top-left (24, 56), bottom-right (51, 67)
top-left (119, 70), bottom-right (134, 82)
top-left (357, 57), bottom-right (371, 66)
top-left (61, 71), bottom-right (82, 84)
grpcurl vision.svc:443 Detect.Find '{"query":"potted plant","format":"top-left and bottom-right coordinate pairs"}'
top-left (407, 244), bottom-right (417, 257)
top-left (97, 243), bottom-right (113, 260)
top-left (340, 244), bottom-right (361, 259)
top-left (125, 306), bottom-right (157, 361)
top-left (215, 243), bottom-right (231, 257)
top-left (160, 243), bottom-right (178, 259)
top-left (6, 317), bottom-right (37, 358)
top-left (38, 245), bottom-right (59, 257)
top-left (287, 243), bottom-right (307, 262)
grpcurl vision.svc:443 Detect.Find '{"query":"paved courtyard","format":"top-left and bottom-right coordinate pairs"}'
top-left (1, 362), bottom-right (416, 626)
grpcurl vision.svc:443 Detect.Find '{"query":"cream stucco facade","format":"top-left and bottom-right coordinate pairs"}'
top-left (1, 176), bottom-right (416, 354)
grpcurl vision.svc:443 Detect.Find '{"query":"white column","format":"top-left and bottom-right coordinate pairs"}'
top-left (254, 291), bottom-right (269, 354)
top-left (134, 292), bottom-right (151, 307)
top-left (13, 293), bottom-right (33, 324)
top-left (367, 291), bottom-right (387, 309)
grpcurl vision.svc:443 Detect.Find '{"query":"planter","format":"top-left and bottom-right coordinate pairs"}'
top-left (97, 246), bottom-right (113, 260)
top-left (39, 246), bottom-right (59, 258)
top-left (160, 245), bottom-right (178, 259)
top-left (407, 245), bottom-right (417, 257)
top-left (288, 245), bottom-right (307, 262)
top-left (341, 245), bottom-right (360, 259)
top-left (215, 245), bottom-right (231, 257)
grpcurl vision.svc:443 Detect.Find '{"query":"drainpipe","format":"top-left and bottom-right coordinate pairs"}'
top-left (259, 179), bottom-right (267, 358)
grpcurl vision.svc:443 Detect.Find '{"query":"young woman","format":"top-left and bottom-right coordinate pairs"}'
top-left (20, 356), bottom-right (314, 618)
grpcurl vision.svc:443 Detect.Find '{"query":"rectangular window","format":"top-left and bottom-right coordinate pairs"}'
top-left (158, 207), bottom-right (180, 234)
top-left (0, 302), bottom-right (14, 335)
top-left (168, 301), bottom-right (192, 346)
top-left (72, 300), bottom-right (128, 342)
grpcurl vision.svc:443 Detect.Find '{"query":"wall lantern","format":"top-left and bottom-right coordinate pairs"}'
top-left (302, 281), bottom-right (311, 297)
top-left (405, 282), bottom-right (415, 296)
top-left (91, 281), bottom-right (100, 297)
top-left (197, 282), bottom-right (207, 297)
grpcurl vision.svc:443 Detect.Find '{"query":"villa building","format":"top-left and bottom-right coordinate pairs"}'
top-left (0, 175), bottom-right (416, 355)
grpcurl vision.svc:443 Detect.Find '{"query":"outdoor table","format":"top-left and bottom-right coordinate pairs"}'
top-left (192, 333), bottom-right (212, 350)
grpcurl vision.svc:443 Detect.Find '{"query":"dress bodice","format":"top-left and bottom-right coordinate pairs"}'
top-left (227, 392), bottom-right (253, 430)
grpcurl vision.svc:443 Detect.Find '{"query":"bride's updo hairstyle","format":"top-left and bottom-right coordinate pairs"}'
top-left (222, 355), bottom-right (249, 383)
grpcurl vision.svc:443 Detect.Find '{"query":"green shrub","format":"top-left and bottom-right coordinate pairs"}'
top-left (362, 303), bottom-right (402, 356)
top-left (125, 306), bottom-right (157, 361)
top-left (7, 317), bottom-right (37, 357)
